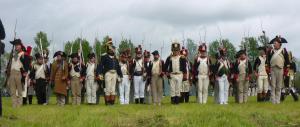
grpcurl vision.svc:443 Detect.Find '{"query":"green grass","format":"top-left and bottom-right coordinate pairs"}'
top-left (0, 96), bottom-right (300, 127)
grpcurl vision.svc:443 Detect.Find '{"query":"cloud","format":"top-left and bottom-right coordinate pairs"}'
top-left (0, 0), bottom-right (299, 59)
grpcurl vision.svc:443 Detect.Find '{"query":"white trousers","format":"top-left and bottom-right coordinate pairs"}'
top-left (134, 76), bottom-right (145, 99)
top-left (119, 75), bottom-right (130, 104)
top-left (197, 75), bottom-right (209, 104)
top-left (218, 75), bottom-right (229, 104)
top-left (85, 78), bottom-right (98, 104)
top-left (257, 75), bottom-right (269, 93)
top-left (169, 73), bottom-right (183, 97)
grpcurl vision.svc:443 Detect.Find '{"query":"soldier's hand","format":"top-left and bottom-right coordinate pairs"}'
top-left (254, 72), bottom-right (258, 77)
top-left (22, 72), bottom-right (28, 77)
top-left (98, 75), bottom-right (104, 81)
top-left (32, 80), bottom-right (36, 84)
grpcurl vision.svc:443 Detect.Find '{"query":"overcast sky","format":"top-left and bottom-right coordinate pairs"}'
top-left (1, 0), bottom-right (299, 59)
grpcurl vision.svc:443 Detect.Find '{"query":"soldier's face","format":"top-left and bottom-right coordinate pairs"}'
top-left (200, 51), bottom-right (206, 57)
top-left (37, 58), bottom-right (43, 64)
top-left (56, 55), bottom-right (62, 61)
top-left (273, 41), bottom-right (281, 49)
top-left (144, 57), bottom-right (149, 62)
top-left (136, 53), bottom-right (142, 58)
top-left (15, 44), bottom-right (22, 51)
top-left (259, 50), bottom-right (265, 56)
top-left (154, 55), bottom-right (160, 60)
top-left (90, 57), bottom-right (96, 63)
top-left (173, 51), bottom-right (180, 56)
top-left (72, 57), bottom-right (79, 63)
top-left (240, 54), bottom-right (246, 60)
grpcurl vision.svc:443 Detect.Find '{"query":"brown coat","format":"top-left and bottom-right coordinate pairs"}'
top-left (50, 60), bottom-right (69, 96)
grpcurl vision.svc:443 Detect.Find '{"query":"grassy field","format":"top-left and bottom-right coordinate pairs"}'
top-left (0, 96), bottom-right (300, 127)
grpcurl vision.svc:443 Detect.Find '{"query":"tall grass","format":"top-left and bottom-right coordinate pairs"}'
top-left (0, 96), bottom-right (300, 127)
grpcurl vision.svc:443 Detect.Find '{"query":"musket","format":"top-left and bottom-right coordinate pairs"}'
top-left (68, 42), bottom-right (74, 63)
top-left (39, 38), bottom-right (46, 71)
top-left (217, 25), bottom-right (223, 47)
top-left (4, 19), bottom-right (17, 87)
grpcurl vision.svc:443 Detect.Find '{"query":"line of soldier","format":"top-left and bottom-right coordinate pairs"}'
top-left (5, 35), bottom-right (298, 108)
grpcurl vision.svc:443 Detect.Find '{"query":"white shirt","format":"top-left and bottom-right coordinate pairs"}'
top-left (134, 59), bottom-right (143, 72)
top-left (238, 59), bottom-right (247, 74)
top-left (152, 59), bottom-right (161, 75)
top-left (70, 63), bottom-right (80, 77)
top-left (11, 51), bottom-right (24, 71)
top-left (258, 56), bottom-right (267, 76)
top-left (86, 62), bottom-right (95, 78)
top-left (171, 55), bottom-right (181, 73)
top-left (198, 57), bottom-right (209, 76)
top-left (120, 62), bottom-right (129, 75)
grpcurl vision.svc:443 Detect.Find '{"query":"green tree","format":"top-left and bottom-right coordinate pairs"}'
top-left (118, 38), bottom-right (136, 57)
top-left (64, 38), bottom-right (92, 63)
top-left (240, 37), bottom-right (259, 63)
top-left (257, 32), bottom-right (270, 47)
top-left (186, 38), bottom-right (197, 63)
top-left (33, 31), bottom-right (50, 54)
top-left (208, 39), bottom-right (237, 62)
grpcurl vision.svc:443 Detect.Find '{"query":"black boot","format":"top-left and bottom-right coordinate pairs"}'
top-left (179, 92), bottom-right (184, 103)
top-left (266, 90), bottom-right (271, 101)
top-left (104, 96), bottom-right (109, 105)
top-left (290, 89), bottom-right (299, 101)
top-left (135, 99), bottom-right (139, 104)
top-left (257, 93), bottom-right (262, 102)
top-left (23, 97), bottom-right (27, 105)
top-left (280, 92), bottom-right (286, 102)
top-left (110, 95), bottom-right (115, 105)
top-left (28, 95), bottom-right (33, 105)
top-left (171, 97), bottom-right (175, 104)
top-left (140, 98), bottom-right (144, 104)
top-left (174, 96), bottom-right (179, 105)
top-left (184, 92), bottom-right (189, 103)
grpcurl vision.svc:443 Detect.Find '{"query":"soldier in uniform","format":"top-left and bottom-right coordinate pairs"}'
top-left (68, 53), bottom-right (84, 105)
top-left (143, 50), bottom-right (152, 104)
top-left (268, 36), bottom-right (290, 104)
top-left (164, 42), bottom-right (187, 105)
top-left (83, 53), bottom-right (98, 104)
top-left (22, 46), bottom-right (33, 105)
top-left (281, 51), bottom-right (298, 101)
top-left (194, 43), bottom-right (211, 104)
top-left (7, 39), bottom-right (30, 108)
top-left (30, 53), bottom-right (50, 105)
top-left (130, 45), bottom-right (146, 104)
top-left (149, 50), bottom-right (164, 106)
top-left (97, 39), bottom-right (122, 105)
top-left (179, 47), bottom-right (192, 103)
top-left (254, 47), bottom-right (270, 102)
top-left (0, 18), bottom-right (5, 116)
top-left (214, 47), bottom-right (230, 105)
top-left (233, 50), bottom-right (252, 103)
top-left (50, 51), bottom-right (69, 106)
top-left (118, 50), bottom-right (131, 105)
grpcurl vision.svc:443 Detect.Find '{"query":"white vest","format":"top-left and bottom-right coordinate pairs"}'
top-left (198, 57), bottom-right (209, 76)
top-left (70, 63), bottom-right (80, 77)
top-left (171, 55), bottom-right (181, 73)
top-left (34, 64), bottom-right (46, 79)
top-left (152, 59), bottom-right (161, 75)
top-left (11, 51), bottom-right (24, 71)
top-left (270, 48), bottom-right (284, 69)
top-left (120, 62), bottom-right (129, 75)
top-left (86, 62), bottom-right (95, 78)
top-left (258, 56), bottom-right (267, 76)
top-left (134, 59), bottom-right (143, 72)
top-left (238, 59), bottom-right (247, 74)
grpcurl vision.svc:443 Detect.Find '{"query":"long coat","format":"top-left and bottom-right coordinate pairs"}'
top-left (50, 60), bottom-right (69, 96)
